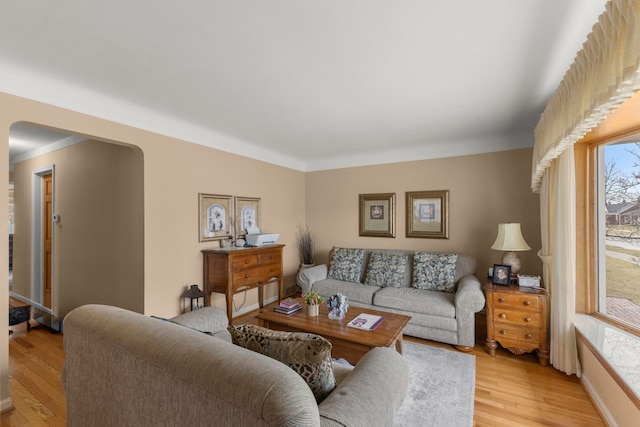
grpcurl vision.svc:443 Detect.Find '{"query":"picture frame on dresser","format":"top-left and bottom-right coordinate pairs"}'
top-left (199, 193), bottom-right (233, 242)
top-left (492, 264), bottom-right (511, 286)
top-left (405, 190), bottom-right (449, 239)
top-left (234, 196), bottom-right (261, 238)
top-left (359, 193), bottom-right (396, 238)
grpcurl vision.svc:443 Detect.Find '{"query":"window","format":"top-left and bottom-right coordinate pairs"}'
top-left (595, 139), bottom-right (640, 332)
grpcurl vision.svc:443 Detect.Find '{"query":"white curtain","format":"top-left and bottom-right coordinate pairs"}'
top-left (532, 0), bottom-right (640, 375)
top-left (539, 149), bottom-right (581, 375)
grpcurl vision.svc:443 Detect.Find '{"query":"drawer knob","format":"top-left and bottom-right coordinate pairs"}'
top-left (524, 300), bottom-right (531, 306)
top-left (244, 260), bottom-right (249, 264)
top-left (269, 255), bottom-right (273, 259)
top-left (498, 298), bottom-right (505, 303)
top-left (499, 313), bottom-right (506, 319)
top-left (500, 329), bottom-right (507, 335)
top-left (244, 274), bottom-right (250, 279)
top-left (525, 333), bottom-right (533, 339)
top-left (525, 317), bottom-right (532, 323)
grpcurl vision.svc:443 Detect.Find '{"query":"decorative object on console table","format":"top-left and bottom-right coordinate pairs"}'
top-left (302, 290), bottom-right (324, 317)
top-left (405, 190), bottom-right (449, 239)
top-left (490, 223), bottom-right (531, 279)
top-left (485, 281), bottom-right (549, 366)
top-left (202, 245), bottom-right (284, 322)
top-left (182, 284), bottom-right (206, 313)
top-left (359, 193), bottom-right (396, 238)
top-left (295, 224), bottom-right (316, 288)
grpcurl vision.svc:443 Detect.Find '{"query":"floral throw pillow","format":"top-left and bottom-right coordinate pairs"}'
top-left (227, 324), bottom-right (336, 403)
top-left (364, 252), bottom-right (408, 287)
top-left (412, 252), bottom-right (458, 293)
top-left (328, 248), bottom-right (365, 283)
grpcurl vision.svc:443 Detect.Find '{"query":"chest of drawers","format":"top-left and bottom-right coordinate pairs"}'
top-left (202, 245), bottom-right (285, 322)
top-left (485, 282), bottom-right (549, 366)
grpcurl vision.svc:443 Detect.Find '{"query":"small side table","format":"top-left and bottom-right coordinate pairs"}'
top-left (485, 282), bottom-right (549, 366)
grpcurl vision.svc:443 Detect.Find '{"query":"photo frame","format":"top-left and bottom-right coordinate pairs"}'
top-left (199, 193), bottom-right (233, 242)
top-left (235, 196), bottom-right (261, 237)
top-left (359, 193), bottom-right (395, 238)
top-left (405, 190), bottom-right (449, 239)
top-left (492, 264), bottom-right (512, 286)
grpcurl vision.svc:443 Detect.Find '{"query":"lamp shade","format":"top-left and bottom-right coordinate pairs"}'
top-left (491, 223), bottom-right (531, 251)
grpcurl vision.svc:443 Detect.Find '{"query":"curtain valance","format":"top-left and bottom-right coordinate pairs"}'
top-left (532, 0), bottom-right (640, 192)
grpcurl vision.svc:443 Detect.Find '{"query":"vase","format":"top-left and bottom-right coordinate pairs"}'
top-left (307, 304), bottom-right (319, 317)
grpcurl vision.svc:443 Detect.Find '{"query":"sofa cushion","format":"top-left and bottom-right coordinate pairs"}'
top-left (328, 248), bottom-right (365, 283)
top-left (364, 252), bottom-right (408, 288)
top-left (313, 278), bottom-right (381, 304)
top-left (227, 324), bottom-right (336, 403)
top-left (412, 252), bottom-right (458, 293)
top-left (373, 286), bottom-right (456, 318)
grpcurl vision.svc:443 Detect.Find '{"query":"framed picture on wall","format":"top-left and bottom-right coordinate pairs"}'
top-left (406, 190), bottom-right (449, 239)
top-left (199, 193), bottom-right (233, 242)
top-left (234, 196), bottom-right (261, 237)
top-left (359, 193), bottom-right (395, 238)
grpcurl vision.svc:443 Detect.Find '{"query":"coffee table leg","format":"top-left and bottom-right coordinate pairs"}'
top-left (395, 336), bottom-right (403, 354)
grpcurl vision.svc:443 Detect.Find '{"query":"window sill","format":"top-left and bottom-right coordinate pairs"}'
top-left (575, 314), bottom-right (640, 409)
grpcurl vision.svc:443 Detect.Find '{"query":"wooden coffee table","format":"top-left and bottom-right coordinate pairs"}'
top-left (256, 303), bottom-right (411, 364)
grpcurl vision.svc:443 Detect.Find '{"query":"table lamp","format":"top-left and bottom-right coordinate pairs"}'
top-left (491, 223), bottom-right (531, 274)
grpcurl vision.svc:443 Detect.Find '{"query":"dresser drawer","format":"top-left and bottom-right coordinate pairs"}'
top-left (492, 292), bottom-right (540, 311)
top-left (493, 323), bottom-right (540, 343)
top-left (492, 308), bottom-right (540, 327)
top-left (232, 265), bottom-right (281, 290)
top-left (231, 254), bottom-right (260, 269)
top-left (259, 249), bottom-right (282, 265)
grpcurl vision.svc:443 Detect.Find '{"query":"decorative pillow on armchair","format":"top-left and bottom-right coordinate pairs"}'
top-left (364, 252), bottom-right (408, 287)
top-left (227, 324), bottom-right (336, 403)
top-left (412, 252), bottom-right (458, 293)
top-left (328, 248), bottom-right (365, 283)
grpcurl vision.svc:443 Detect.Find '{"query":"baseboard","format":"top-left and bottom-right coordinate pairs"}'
top-left (0, 397), bottom-right (13, 413)
top-left (232, 295), bottom-right (279, 318)
top-left (580, 374), bottom-right (617, 427)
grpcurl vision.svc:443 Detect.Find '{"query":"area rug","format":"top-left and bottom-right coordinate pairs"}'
top-left (394, 341), bottom-right (475, 427)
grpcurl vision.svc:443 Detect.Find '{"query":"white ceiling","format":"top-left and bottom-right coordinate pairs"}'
top-left (1, 1), bottom-right (608, 171)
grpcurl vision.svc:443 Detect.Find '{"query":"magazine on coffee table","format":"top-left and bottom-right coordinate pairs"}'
top-left (347, 313), bottom-right (384, 331)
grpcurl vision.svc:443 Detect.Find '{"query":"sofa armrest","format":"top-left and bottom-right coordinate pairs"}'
top-left (318, 347), bottom-right (408, 427)
top-left (297, 264), bottom-right (328, 293)
top-left (454, 275), bottom-right (485, 313)
top-left (170, 306), bottom-right (229, 337)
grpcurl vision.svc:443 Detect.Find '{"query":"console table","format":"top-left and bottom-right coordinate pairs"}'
top-left (202, 245), bottom-right (284, 322)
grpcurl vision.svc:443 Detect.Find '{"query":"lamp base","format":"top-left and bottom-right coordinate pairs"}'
top-left (501, 251), bottom-right (522, 275)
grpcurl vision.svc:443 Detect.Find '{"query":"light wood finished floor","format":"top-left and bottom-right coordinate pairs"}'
top-left (1, 309), bottom-right (605, 427)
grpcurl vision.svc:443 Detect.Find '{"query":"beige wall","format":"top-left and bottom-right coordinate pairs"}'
top-left (12, 139), bottom-right (144, 318)
top-left (305, 148), bottom-right (542, 279)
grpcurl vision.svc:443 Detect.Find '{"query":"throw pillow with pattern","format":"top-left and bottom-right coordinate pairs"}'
top-left (227, 324), bottom-right (336, 403)
top-left (412, 252), bottom-right (458, 293)
top-left (364, 252), bottom-right (408, 287)
top-left (327, 248), bottom-right (365, 283)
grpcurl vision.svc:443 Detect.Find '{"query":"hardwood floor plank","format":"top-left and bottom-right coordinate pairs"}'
top-left (0, 307), bottom-right (605, 426)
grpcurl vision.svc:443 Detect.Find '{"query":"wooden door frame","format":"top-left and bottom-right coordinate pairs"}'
top-left (30, 165), bottom-right (57, 327)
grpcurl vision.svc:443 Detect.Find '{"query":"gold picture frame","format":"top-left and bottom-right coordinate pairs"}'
top-left (234, 196), bottom-right (261, 237)
top-left (359, 193), bottom-right (395, 238)
top-left (406, 190), bottom-right (449, 239)
top-left (199, 193), bottom-right (233, 242)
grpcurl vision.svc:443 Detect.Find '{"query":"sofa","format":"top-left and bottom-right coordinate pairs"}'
top-left (298, 248), bottom-right (486, 350)
top-left (62, 304), bottom-right (409, 427)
